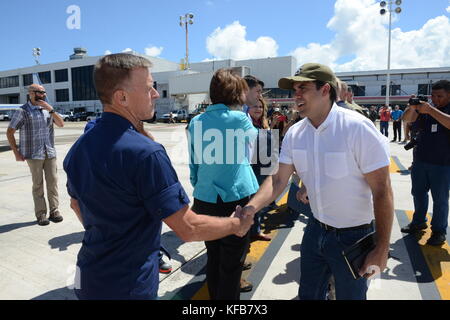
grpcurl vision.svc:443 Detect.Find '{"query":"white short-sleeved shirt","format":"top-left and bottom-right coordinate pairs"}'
top-left (279, 103), bottom-right (390, 228)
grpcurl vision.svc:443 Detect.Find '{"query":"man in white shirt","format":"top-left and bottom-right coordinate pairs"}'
top-left (236, 63), bottom-right (394, 300)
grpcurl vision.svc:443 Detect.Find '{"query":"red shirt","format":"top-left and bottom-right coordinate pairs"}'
top-left (379, 108), bottom-right (391, 122)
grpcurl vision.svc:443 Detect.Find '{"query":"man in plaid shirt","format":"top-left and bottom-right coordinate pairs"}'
top-left (6, 84), bottom-right (65, 226)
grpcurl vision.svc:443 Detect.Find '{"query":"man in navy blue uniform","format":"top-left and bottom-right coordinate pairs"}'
top-left (401, 80), bottom-right (450, 246)
top-left (64, 53), bottom-right (254, 300)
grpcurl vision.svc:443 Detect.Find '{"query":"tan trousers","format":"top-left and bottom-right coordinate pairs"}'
top-left (26, 156), bottom-right (59, 218)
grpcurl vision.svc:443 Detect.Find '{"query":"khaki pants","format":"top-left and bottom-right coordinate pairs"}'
top-left (26, 156), bottom-right (59, 218)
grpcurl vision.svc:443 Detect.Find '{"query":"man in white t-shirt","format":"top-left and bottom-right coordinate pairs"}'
top-left (235, 63), bottom-right (394, 300)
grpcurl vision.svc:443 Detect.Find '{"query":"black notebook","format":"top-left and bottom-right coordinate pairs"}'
top-left (342, 232), bottom-right (377, 280)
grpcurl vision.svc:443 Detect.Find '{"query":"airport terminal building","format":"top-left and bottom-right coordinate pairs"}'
top-left (0, 48), bottom-right (449, 117)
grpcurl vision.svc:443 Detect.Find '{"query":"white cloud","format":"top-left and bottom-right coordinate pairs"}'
top-left (446, 5), bottom-right (450, 13)
top-left (104, 50), bottom-right (112, 55)
top-left (206, 21), bottom-right (278, 60)
top-left (144, 46), bottom-right (164, 57)
top-left (122, 48), bottom-right (134, 53)
top-left (289, 0), bottom-right (450, 71)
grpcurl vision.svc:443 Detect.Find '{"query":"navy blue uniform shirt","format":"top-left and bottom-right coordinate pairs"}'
top-left (63, 112), bottom-right (190, 299)
top-left (414, 103), bottom-right (450, 166)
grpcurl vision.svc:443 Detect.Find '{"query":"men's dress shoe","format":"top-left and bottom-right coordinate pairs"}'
top-left (401, 222), bottom-right (427, 234)
top-left (426, 233), bottom-right (446, 246)
top-left (159, 260), bottom-right (172, 274)
top-left (49, 211), bottom-right (63, 223)
top-left (243, 262), bottom-right (252, 271)
top-left (240, 279), bottom-right (253, 292)
top-left (37, 215), bottom-right (50, 226)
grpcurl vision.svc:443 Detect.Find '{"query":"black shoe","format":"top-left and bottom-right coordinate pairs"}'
top-left (243, 262), bottom-right (252, 271)
top-left (426, 233), bottom-right (446, 246)
top-left (37, 215), bottom-right (50, 226)
top-left (240, 279), bottom-right (253, 292)
top-left (391, 139), bottom-right (396, 142)
top-left (49, 211), bottom-right (63, 223)
top-left (401, 222), bottom-right (427, 234)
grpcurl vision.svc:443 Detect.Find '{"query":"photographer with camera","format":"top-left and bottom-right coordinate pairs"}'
top-left (400, 80), bottom-right (450, 246)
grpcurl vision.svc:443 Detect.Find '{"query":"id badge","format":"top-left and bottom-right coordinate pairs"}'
top-left (431, 124), bottom-right (438, 133)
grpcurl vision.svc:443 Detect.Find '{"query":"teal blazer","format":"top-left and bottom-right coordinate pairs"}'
top-left (188, 104), bottom-right (259, 203)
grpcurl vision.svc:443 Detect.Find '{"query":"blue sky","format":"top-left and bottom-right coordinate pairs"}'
top-left (1, 0), bottom-right (450, 71)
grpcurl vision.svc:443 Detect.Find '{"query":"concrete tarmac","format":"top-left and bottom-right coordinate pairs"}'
top-left (0, 120), bottom-right (448, 300)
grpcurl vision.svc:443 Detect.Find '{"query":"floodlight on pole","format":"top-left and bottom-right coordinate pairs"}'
top-left (179, 13), bottom-right (194, 70)
top-left (32, 47), bottom-right (41, 65)
top-left (379, 0), bottom-right (402, 107)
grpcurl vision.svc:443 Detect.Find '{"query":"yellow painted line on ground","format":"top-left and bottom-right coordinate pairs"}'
top-left (191, 189), bottom-right (290, 300)
top-left (389, 157), bottom-right (400, 173)
top-left (404, 210), bottom-right (450, 300)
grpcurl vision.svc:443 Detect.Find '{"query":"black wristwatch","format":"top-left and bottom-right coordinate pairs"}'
top-left (49, 110), bottom-right (55, 114)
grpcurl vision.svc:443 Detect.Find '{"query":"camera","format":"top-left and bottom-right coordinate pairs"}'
top-left (408, 95), bottom-right (427, 105)
top-left (404, 137), bottom-right (417, 150)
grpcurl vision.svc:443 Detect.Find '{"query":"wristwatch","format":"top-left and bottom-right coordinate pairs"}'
top-left (49, 110), bottom-right (55, 114)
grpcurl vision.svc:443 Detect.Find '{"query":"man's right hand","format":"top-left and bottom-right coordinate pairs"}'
top-left (13, 150), bottom-right (25, 162)
top-left (296, 184), bottom-right (309, 204)
top-left (233, 205), bottom-right (255, 237)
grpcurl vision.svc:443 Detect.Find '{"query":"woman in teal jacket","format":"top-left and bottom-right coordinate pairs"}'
top-left (188, 69), bottom-right (259, 300)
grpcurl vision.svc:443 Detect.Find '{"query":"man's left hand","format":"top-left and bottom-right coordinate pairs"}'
top-left (359, 246), bottom-right (389, 279)
top-left (35, 100), bottom-right (53, 112)
top-left (415, 102), bottom-right (433, 115)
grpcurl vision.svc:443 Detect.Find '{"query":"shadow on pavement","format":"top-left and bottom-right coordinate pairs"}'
top-left (31, 286), bottom-right (77, 300)
top-left (0, 221), bottom-right (36, 234)
top-left (48, 231), bottom-right (84, 251)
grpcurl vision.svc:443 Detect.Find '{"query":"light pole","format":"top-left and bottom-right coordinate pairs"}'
top-left (380, 0), bottom-right (402, 107)
top-left (179, 13), bottom-right (194, 70)
top-left (32, 47), bottom-right (41, 65)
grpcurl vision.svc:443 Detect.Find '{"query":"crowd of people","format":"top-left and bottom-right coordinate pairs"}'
top-left (6, 53), bottom-right (450, 300)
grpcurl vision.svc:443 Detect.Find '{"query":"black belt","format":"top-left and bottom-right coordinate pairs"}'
top-left (312, 216), bottom-right (373, 232)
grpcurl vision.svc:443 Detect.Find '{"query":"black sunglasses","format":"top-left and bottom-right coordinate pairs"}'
top-left (33, 90), bottom-right (46, 94)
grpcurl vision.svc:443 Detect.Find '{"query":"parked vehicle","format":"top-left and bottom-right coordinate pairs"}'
top-left (160, 109), bottom-right (188, 123)
top-left (187, 104), bottom-right (209, 123)
top-left (0, 113), bottom-right (10, 121)
top-left (86, 112), bottom-right (102, 122)
top-left (68, 112), bottom-right (95, 122)
top-left (58, 113), bottom-right (70, 121)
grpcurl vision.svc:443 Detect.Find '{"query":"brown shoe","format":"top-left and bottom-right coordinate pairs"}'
top-left (49, 211), bottom-right (63, 223)
top-left (240, 279), bottom-right (253, 292)
top-left (37, 214), bottom-right (50, 226)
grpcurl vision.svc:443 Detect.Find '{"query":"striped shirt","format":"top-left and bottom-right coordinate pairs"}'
top-left (8, 102), bottom-right (56, 160)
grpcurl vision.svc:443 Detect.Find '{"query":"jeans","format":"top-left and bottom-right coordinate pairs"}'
top-left (411, 160), bottom-right (450, 234)
top-left (299, 218), bottom-right (374, 300)
top-left (380, 121), bottom-right (389, 138)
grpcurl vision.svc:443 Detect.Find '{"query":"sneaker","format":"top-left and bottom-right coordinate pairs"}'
top-left (426, 233), bottom-right (446, 246)
top-left (49, 211), bottom-right (63, 223)
top-left (37, 215), bottom-right (50, 226)
top-left (159, 259), bottom-right (172, 274)
top-left (401, 222), bottom-right (427, 234)
top-left (240, 279), bottom-right (253, 292)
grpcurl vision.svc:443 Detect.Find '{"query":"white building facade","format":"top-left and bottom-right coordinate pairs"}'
top-left (1, 49), bottom-right (449, 116)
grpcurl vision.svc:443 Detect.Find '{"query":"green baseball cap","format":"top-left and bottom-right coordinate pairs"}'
top-left (278, 63), bottom-right (338, 90)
